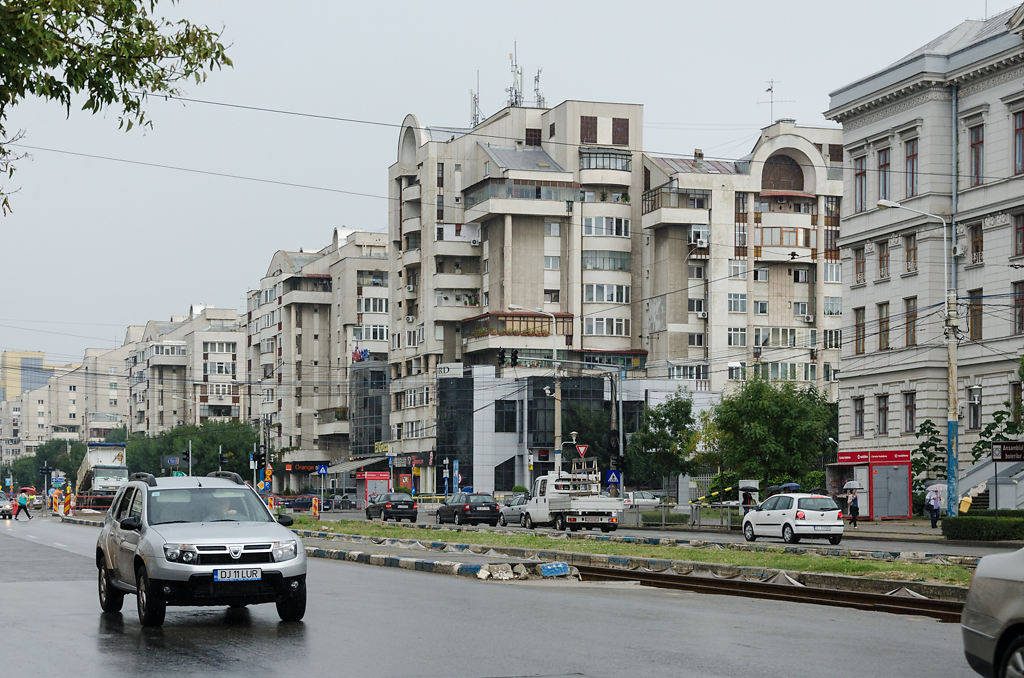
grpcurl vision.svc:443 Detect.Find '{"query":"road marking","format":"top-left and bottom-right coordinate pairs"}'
top-left (53, 542), bottom-right (67, 548)
top-left (27, 535), bottom-right (38, 540)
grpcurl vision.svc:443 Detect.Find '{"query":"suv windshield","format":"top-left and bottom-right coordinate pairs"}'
top-left (147, 487), bottom-right (273, 525)
top-left (468, 495), bottom-right (494, 504)
top-left (798, 497), bottom-right (839, 511)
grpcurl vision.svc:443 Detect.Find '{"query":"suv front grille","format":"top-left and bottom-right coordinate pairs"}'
top-left (194, 544), bottom-right (274, 565)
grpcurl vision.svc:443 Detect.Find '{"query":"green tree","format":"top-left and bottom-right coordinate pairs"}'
top-left (624, 390), bottom-right (697, 486)
top-left (105, 426), bottom-right (128, 443)
top-left (911, 419), bottom-right (947, 490)
top-left (714, 378), bottom-right (832, 480)
top-left (34, 438), bottom-right (87, 479)
top-left (125, 421), bottom-right (257, 478)
top-left (0, 0), bottom-right (232, 213)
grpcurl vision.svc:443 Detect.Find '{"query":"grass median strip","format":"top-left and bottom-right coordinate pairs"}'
top-left (293, 517), bottom-right (971, 587)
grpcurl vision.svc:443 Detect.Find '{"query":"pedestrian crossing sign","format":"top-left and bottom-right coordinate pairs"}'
top-left (605, 470), bottom-right (622, 485)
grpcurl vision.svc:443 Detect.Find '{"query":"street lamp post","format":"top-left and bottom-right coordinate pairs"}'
top-left (508, 304), bottom-right (561, 475)
top-left (876, 199), bottom-right (958, 516)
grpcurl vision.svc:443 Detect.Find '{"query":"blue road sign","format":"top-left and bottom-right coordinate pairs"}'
top-left (605, 470), bottom-right (622, 485)
top-left (316, 464), bottom-right (329, 475)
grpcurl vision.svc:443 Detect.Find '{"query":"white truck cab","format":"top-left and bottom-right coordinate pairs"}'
top-left (520, 458), bottom-right (623, 532)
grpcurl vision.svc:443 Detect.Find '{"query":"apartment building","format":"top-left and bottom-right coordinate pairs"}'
top-left (246, 228), bottom-right (390, 491)
top-left (388, 100), bottom-right (646, 492)
top-left (0, 350), bottom-right (63, 403)
top-left (826, 6), bottom-right (1024, 504)
top-left (127, 306), bottom-right (245, 436)
top-left (641, 120), bottom-right (844, 396)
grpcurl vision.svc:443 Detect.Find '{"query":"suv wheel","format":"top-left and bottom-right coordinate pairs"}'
top-left (136, 565), bottom-right (166, 627)
top-left (276, 586), bottom-right (307, 622)
top-left (98, 561), bottom-right (124, 613)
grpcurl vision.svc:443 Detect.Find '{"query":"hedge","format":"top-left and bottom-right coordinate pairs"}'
top-left (963, 509), bottom-right (1024, 519)
top-left (942, 515), bottom-right (1024, 541)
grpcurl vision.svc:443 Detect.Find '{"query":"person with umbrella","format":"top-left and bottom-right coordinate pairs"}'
top-left (925, 484), bottom-right (942, 528)
top-left (847, 487), bottom-right (860, 528)
top-left (740, 485), bottom-right (757, 514)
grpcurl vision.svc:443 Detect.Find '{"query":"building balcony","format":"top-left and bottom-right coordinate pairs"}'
top-left (404, 283), bottom-right (418, 300)
top-left (434, 238), bottom-right (479, 256)
top-left (402, 215), bottom-right (421, 234)
top-left (402, 183), bottom-right (421, 202)
top-left (641, 187), bottom-right (710, 230)
top-left (402, 248), bottom-right (421, 267)
top-left (434, 305), bottom-right (480, 322)
top-left (433, 273), bottom-right (481, 289)
top-left (465, 197), bottom-right (573, 223)
top-left (281, 289), bottom-right (332, 306)
top-left (579, 168), bottom-right (632, 187)
top-left (148, 354), bottom-right (187, 367)
top-left (753, 245), bottom-right (814, 263)
top-left (759, 211), bottom-right (813, 229)
top-left (462, 312), bottom-right (572, 352)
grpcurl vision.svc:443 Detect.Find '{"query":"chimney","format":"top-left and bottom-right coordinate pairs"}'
top-left (694, 148), bottom-right (704, 161)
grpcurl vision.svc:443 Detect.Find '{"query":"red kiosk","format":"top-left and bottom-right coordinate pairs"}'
top-left (829, 449), bottom-right (912, 520)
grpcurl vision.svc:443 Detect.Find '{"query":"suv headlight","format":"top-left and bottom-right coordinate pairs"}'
top-left (272, 540), bottom-right (298, 562)
top-left (164, 543), bottom-right (199, 564)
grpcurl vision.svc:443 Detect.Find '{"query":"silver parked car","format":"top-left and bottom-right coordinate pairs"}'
top-left (95, 472), bottom-right (306, 627)
top-left (962, 547), bottom-right (1024, 677)
top-left (499, 495), bottom-right (528, 526)
top-left (742, 493), bottom-right (844, 545)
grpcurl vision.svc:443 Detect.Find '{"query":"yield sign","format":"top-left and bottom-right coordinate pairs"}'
top-left (576, 444), bottom-right (589, 458)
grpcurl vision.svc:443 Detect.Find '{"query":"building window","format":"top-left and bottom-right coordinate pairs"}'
top-left (968, 387), bottom-right (983, 430)
top-left (727, 327), bottom-right (747, 346)
top-left (525, 128), bottom-right (541, 146)
top-left (824, 329), bottom-right (842, 349)
top-left (1015, 215), bottom-right (1024, 257)
top-left (905, 297), bottom-right (917, 346)
top-left (544, 221), bottom-right (560, 237)
top-left (549, 123), bottom-right (555, 139)
top-left (854, 307), bottom-right (865, 354)
top-left (688, 264), bottom-right (705, 279)
top-left (544, 256), bottom-right (560, 270)
top-left (853, 398), bottom-right (864, 437)
top-left (904, 392), bottom-right (916, 433)
top-left (969, 124), bottom-right (984, 186)
top-left (544, 289), bottom-right (560, 303)
top-left (436, 162), bottom-right (444, 188)
top-left (729, 259), bottom-right (747, 279)
top-left (824, 262), bottom-right (842, 283)
top-left (754, 300), bottom-right (768, 315)
top-left (436, 194), bottom-right (444, 221)
top-left (688, 333), bottom-right (705, 347)
top-left (494, 400), bottom-right (517, 433)
top-left (905, 138), bottom-right (919, 197)
top-left (1014, 281), bottom-right (1024, 334)
top-left (1016, 112), bottom-right (1024, 175)
top-left (823, 297), bottom-right (842, 316)
top-left (970, 224), bottom-right (984, 264)
top-left (878, 147), bottom-right (890, 201)
top-left (854, 156), bottom-right (866, 212)
top-left (670, 364), bottom-right (708, 381)
top-left (581, 250), bottom-right (630, 271)
top-left (877, 395), bottom-right (889, 436)
top-left (854, 248), bottom-right (865, 284)
top-left (727, 294), bottom-right (747, 313)
top-left (793, 301), bottom-right (809, 316)
top-left (753, 267), bottom-right (769, 282)
top-left (687, 298), bottom-right (706, 313)
top-left (612, 118), bottom-right (629, 146)
top-left (583, 216), bottom-right (630, 237)
top-left (580, 116), bottom-right (597, 144)
top-left (905, 234), bottom-right (918, 272)
top-left (878, 302), bottom-right (889, 350)
top-left (584, 317), bottom-right (630, 336)
top-left (584, 284), bottom-right (630, 304)
top-left (969, 288), bottom-right (983, 340)
top-left (1012, 382), bottom-right (1023, 424)
top-left (728, 362), bottom-right (747, 380)
top-left (878, 241), bottom-right (889, 279)
top-left (793, 268), bottom-right (810, 283)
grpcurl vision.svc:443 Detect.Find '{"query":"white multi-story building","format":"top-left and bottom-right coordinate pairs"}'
top-left (827, 6), bottom-right (1024, 506)
top-left (641, 120), bottom-right (844, 397)
top-left (127, 306), bottom-right (246, 436)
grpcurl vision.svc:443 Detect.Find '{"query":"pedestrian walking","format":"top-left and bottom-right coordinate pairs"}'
top-left (847, 488), bottom-right (859, 528)
top-left (16, 490), bottom-right (32, 520)
top-left (926, 489), bottom-right (941, 528)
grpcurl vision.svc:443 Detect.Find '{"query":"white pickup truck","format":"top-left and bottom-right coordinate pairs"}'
top-left (520, 459), bottom-right (623, 532)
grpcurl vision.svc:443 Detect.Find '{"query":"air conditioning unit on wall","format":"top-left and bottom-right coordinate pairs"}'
top-left (696, 311), bottom-right (709, 319)
top-left (696, 238), bottom-right (708, 248)
top-left (405, 315), bottom-right (415, 323)
top-left (803, 314), bottom-right (815, 323)
top-left (406, 284), bottom-right (415, 292)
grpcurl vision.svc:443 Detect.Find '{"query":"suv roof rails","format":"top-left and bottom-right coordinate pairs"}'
top-left (130, 472), bottom-right (157, 487)
top-left (206, 471), bottom-right (244, 486)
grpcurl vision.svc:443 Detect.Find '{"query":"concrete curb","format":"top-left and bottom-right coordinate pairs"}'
top-left (293, 524), bottom-right (980, 567)
top-left (296, 529), bottom-right (969, 601)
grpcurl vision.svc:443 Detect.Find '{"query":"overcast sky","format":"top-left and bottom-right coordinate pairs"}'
top-left (1, 0), bottom-right (1010, 365)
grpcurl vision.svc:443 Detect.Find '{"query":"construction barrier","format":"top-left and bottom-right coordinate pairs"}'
top-left (64, 492), bottom-right (72, 516)
top-left (268, 495), bottom-right (276, 511)
top-left (312, 497), bottom-right (320, 520)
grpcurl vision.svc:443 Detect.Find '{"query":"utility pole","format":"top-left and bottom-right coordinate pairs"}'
top-left (188, 439), bottom-right (192, 477)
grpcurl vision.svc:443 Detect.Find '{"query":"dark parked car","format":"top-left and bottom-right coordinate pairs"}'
top-left (288, 495), bottom-right (319, 511)
top-left (365, 493), bottom-right (417, 522)
top-left (436, 493), bottom-right (500, 526)
top-left (329, 494), bottom-right (355, 510)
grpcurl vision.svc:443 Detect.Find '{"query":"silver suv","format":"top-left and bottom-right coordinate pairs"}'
top-left (95, 472), bottom-right (306, 627)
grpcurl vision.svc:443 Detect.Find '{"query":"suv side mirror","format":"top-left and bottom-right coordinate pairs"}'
top-left (119, 516), bottom-right (142, 531)
top-left (277, 514), bottom-right (294, 527)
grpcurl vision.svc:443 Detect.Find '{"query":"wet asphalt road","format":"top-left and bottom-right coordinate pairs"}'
top-left (2, 515), bottom-right (975, 677)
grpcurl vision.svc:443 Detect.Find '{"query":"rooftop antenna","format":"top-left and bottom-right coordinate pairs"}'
top-left (757, 79), bottom-right (795, 124)
top-left (506, 43), bottom-right (522, 108)
top-left (534, 68), bottom-right (545, 108)
top-left (470, 70), bottom-right (481, 127)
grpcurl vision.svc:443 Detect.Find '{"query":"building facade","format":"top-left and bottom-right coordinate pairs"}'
top-left (641, 120), bottom-right (844, 397)
top-left (827, 6), bottom-right (1024, 504)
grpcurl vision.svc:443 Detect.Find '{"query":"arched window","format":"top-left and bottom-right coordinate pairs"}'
top-left (761, 154), bottom-right (803, 192)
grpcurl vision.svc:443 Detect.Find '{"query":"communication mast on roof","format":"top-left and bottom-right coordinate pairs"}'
top-left (470, 70), bottom-right (481, 127)
top-left (506, 45), bottom-right (523, 108)
top-left (534, 68), bottom-right (545, 108)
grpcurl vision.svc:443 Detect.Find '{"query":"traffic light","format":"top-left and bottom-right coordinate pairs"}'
top-left (609, 454), bottom-right (618, 471)
top-left (182, 449), bottom-right (191, 464)
top-left (498, 347), bottom-right (506, 367)
top-left (510, 349), bottom-right (519, 367)
top-left (219, 450), bottom-right (229, 467)
top-left (254, 450), bottom-right (265, 466)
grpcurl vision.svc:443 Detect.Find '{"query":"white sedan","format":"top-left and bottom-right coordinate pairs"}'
top-left (742, 493), bottom-right (844, 545)
top-left (622, 491), bottom-right (661, 509)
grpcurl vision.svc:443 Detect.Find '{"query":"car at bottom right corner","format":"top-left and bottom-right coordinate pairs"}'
top-left (962, 547), bottom-right (1024, 678)
top-left (742, 493), bottom-right (844, 545)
